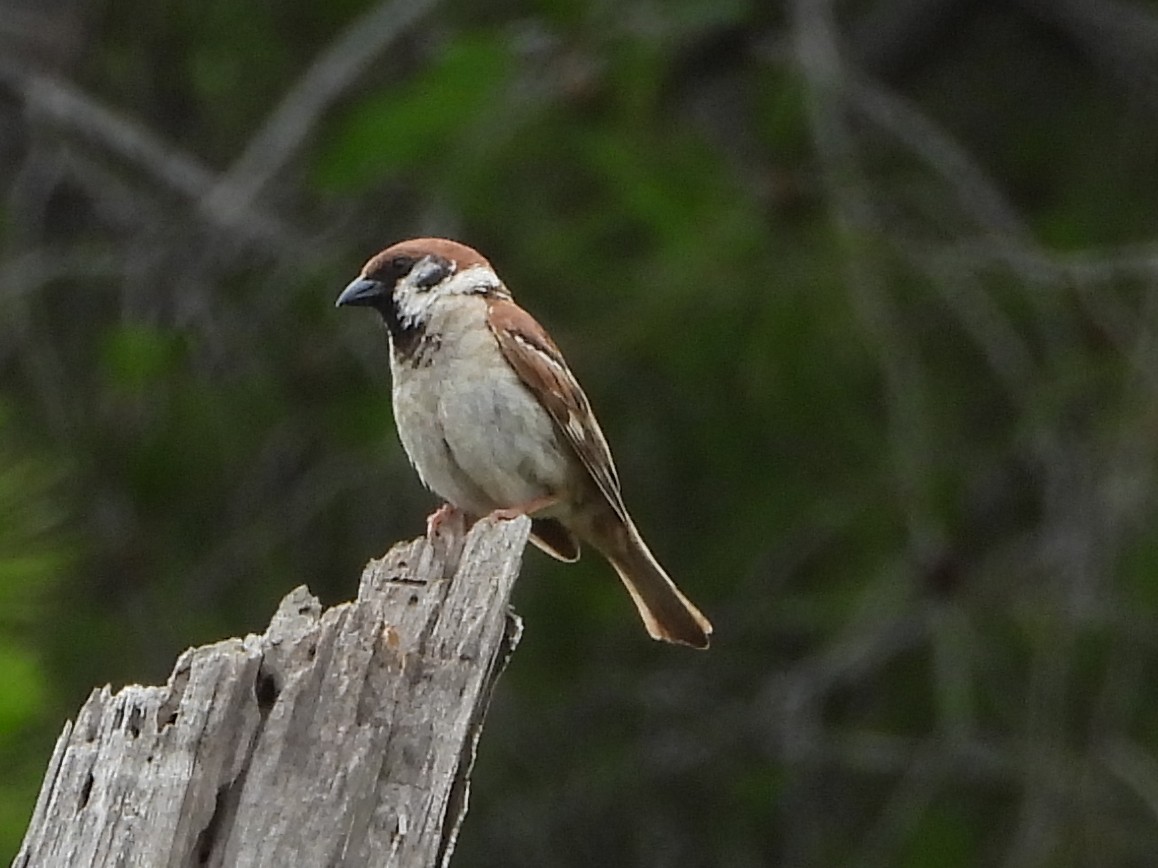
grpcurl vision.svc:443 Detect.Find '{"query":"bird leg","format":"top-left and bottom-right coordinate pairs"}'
top-left (426, 502), bottom-right (466, 538)
top-left (490, 494), bottom-right (560, 521)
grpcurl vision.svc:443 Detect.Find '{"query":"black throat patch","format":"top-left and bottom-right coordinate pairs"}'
top-left (367, 253), bottom-right (454, 365)
top-left (389, 320), bottom-right (441, 369)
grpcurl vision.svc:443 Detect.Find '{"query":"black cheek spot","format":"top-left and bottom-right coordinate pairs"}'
top-left (413, 256), bottom-right (452, 291)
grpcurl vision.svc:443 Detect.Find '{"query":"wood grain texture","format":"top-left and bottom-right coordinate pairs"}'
top-left (14, 515), bottom-right (531, 868)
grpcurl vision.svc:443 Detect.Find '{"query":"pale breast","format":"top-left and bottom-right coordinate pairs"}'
top-left (390, 298), bottom-right (572, 515)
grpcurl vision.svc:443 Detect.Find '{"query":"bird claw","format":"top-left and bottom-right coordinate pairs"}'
top-left (489, 506), bottom-right (526, 521)
top-left (489, 495), bottom-right (560, 522)
top-left (426, 503), bottom-right (465, 538)
top-left (426, 495), bottom-right (558, 541)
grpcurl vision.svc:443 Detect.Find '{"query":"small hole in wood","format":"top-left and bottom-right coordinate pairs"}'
top-left (78, 772), bottom-right (94, 811)
top-left (254, 667), bottom-right (279, 712)
top-left (408, 594), bottom-right (419, 606)
top-left (126, 706), bottom-right (143, 738)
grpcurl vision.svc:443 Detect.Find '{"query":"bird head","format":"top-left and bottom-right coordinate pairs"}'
top-left (336, 238), bottom-right (505, 335)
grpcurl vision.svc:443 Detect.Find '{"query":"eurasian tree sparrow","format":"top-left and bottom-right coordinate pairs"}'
top-left (336, 238), bottom-right (712, 649)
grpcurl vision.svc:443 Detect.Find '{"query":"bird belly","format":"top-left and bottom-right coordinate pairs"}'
top-left (392, 339), bottom-right (570, 516)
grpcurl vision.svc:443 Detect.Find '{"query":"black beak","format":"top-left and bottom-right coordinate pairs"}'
top-left (335, 277), bottom-right (387, 308)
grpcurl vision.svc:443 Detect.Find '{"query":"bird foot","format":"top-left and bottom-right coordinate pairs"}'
top-left (426, 503), bottom-right (465, 538)
top-left (489, 495), bottom-right (560, 522)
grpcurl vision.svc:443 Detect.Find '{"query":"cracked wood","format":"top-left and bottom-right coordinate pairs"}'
top-left (14, 516), bottom-right (530, 868)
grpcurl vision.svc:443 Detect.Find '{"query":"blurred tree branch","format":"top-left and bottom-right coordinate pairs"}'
top-left (0, 66), bottom-right (297, 246)
top-left (3, 0), bottom-right (1158, 865)
top-left (202, 0), bottom-right (446, 226)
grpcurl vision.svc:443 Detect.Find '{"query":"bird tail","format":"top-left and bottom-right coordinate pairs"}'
top-left (598, 521), bottom-right (712, 649)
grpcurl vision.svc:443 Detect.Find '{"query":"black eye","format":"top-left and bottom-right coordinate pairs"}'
top-left (368, 255), bottom-right (415, 284)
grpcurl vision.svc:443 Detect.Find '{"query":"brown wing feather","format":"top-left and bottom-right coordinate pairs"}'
top-left (486, 298), bottom-right (629, 524)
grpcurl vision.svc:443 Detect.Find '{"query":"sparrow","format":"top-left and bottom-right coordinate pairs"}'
top-left (336, 238), bottom-right (712, 649)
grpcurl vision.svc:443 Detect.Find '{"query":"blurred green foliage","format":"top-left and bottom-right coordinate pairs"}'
top-left (3, 0), bottom-right (1158, 865)
top-left (0, 407), bottom-right (68, 848)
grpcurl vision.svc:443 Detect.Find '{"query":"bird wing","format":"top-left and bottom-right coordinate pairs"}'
top-left (486, 298), bottom-right (629, 525)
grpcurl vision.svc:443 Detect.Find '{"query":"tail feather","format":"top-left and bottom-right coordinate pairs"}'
top-left (603, 524), bottom-right (712, 649)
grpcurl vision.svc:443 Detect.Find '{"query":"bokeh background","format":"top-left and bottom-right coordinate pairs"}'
top-left (4, 0), bottom-right (1158, 864)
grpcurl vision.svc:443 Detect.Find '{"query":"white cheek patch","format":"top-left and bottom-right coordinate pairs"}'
top-left (395, 285), bottom-right (439, 330)
top-left (447, 265), bottom-right (502, 296)
top-left (395, 265), bottom-right (503, 329)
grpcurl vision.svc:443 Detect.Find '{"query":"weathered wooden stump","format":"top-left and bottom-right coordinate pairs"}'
top-left (15, 516), bottom-right (530, 868)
